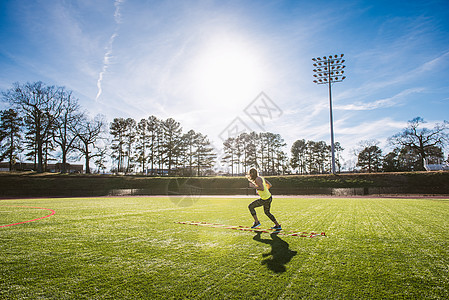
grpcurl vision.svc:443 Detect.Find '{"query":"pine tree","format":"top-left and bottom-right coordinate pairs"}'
top-left (0, 109), bottom-right (23, 171)
top-left (162, 118), bottom-right (182, 175)
top-left (135, 118), bottom-right (150, 173)
top-left (109, 118), bottom-right (128, 173)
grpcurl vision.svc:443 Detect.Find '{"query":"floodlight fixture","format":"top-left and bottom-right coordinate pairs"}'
top-left (311, 53), bottom-right (347, 174)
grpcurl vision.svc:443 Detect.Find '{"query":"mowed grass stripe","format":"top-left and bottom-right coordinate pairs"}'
top-left (0, 196), bottom-right (448, 299)
top-left (272, 198), bottom-right (448, 299)
top-left (372, 199), bottom-right (449, 295)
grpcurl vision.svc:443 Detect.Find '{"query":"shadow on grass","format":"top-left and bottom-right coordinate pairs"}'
top-left (253, 232), bottom-right (297, 273)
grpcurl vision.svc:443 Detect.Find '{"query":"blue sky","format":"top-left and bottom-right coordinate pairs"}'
top-left (1, 0), bottom-right (448, 169)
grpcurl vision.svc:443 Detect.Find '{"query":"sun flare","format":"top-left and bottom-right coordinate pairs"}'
top-left (190, 36), bottom-right (269, 109)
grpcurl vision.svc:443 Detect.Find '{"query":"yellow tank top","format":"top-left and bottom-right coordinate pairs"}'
top-left (257, 177), bottom-right (271, 200)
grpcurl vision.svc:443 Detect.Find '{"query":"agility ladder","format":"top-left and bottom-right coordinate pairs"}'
top-left (175, 221), bottom-right (326, 238)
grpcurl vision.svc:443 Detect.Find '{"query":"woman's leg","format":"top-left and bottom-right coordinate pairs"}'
top-left (248, 198), bottom-right (264, 223)
top-left (262, 197), bottom-right (280, 226)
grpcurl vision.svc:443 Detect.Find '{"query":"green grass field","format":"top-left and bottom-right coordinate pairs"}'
top-left (1, 196), bottom-right (448, 299)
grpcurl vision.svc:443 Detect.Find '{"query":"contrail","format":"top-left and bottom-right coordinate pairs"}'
top-left (95, 0), bottom-right (125, 102)
top-left (96, 33), bottom-right (117, 101)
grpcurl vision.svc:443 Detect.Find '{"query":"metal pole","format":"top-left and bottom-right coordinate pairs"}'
top-left (328, 59), bottom-right (336, 174)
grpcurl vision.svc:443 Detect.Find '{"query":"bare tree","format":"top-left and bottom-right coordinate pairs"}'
top-left (93, 142), bottom-right (109, 174)
top-left (3, 82), bottom-right (63, 172)
top-left (53, 89), bottom-right (82, 173)
top-left (75, 114), bottom-right (105, 174)
top-left (389, 117), bottom-right (449, 170)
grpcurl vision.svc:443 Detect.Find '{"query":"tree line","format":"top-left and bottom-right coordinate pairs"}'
top-left (108, 116), bottom-right (216, 175)
top-left (353, 117), bottom-right (449, 173)
top-left (1, 82), bottom-right (448, 174)
top-left (290, 140), bottom-right (344, 174)
top-left (1, 82), bottom-right (106, 173)
top-left (0, 82), bottom-right (217, 175)
top-left (287, 117), bottom-right (449, 174)
top-left (221, 132), bottom-right (288, 176)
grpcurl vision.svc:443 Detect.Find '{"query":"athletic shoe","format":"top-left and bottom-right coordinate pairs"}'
top-left (271, 224), bottom-right (282, 230)
top-left (251, 222), bottom-right (261, 229)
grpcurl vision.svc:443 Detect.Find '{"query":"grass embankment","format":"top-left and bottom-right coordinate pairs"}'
top-left (0, 171), bottom-right (448, 197)
top-left (1, 196), bottom-right (448, 299)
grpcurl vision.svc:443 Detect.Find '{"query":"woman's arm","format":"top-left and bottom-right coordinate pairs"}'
top-left (254, 177), bottom-right (264, 191)
top-left (265, 179), bottom-right (272, 189)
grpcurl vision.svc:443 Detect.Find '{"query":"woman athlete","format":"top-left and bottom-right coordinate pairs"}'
top-left (246, 168), bottom-right (281, 230)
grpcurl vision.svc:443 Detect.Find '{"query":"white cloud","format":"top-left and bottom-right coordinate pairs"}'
top-left (335, 87), bottom-right (425, 111)
top-left (416, 50), bottom-right (449, 72)
top-left (337, 118), bottom-right (406, 136)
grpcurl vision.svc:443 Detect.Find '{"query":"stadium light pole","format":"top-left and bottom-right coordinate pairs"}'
top-left (312, 54), bottom-right (346, 174)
